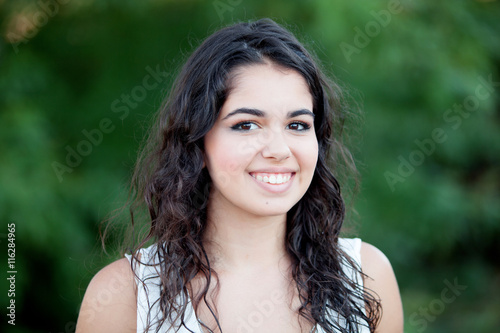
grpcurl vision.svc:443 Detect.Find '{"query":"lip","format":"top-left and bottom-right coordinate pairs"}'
top-left (249, 167), bottom-right (297, 174)
top-left (248, 170), bottom-right (296, 194)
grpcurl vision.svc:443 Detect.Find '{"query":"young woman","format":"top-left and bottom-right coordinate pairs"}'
top-left (76, 19), bottom-right (403, 333)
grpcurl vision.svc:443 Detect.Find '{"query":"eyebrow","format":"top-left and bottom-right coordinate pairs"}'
top-left (222, 108), bottom-right (315, 120)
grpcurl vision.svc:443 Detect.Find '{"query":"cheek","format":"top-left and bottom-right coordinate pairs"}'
top-left (205, 135), bottom-right (256, 184)
top-left (311, 141), bottom-right (319, 164)
top-left (294, 138), bottom-right (319, 169)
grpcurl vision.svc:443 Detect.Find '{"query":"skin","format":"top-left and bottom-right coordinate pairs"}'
top-left (76, 62), bottom-right (403, 333)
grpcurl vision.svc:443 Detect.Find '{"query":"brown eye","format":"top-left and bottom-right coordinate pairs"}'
top-left (287, 122), bottom-right (310, 131)
top-left (241, 123), bottom-right (252, 130)
top-left (231, 122), bottom-right (259, 131)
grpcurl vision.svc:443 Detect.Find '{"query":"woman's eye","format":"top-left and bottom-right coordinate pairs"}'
top-left (287, 122), bottom-right (311, 131)
top-left (231, 122), bottom-right (259, 131)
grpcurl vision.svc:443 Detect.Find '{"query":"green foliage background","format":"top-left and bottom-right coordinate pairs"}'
top-left (1, 0), bottom-right (499, 332)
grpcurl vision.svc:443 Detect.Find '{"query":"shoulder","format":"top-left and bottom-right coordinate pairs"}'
top-left (360, 242), bottom-right (404, 333)
top-left (76, 258), bottom-right (137, 333)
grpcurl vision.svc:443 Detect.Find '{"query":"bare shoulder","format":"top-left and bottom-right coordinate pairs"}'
top-left (76, 258), bottom-right (137, 333)
top-left (360, 242), bottom-right (404, 333)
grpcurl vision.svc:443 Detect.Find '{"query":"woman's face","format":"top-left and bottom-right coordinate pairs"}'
top-left (204, 62), bottom-right (319, 218)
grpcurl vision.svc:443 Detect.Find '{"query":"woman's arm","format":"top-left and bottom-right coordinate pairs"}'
top-left (75, 258), bottom-right (137, 333)
top-left (361, 242), bottom-right (404, 333)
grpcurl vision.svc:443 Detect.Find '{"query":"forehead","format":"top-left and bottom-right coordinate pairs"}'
top-left (221, 63), bottom-right (313, 117)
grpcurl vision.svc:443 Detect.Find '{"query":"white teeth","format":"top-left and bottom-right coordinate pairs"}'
top-left (251, 173), bottom-right (292, 185)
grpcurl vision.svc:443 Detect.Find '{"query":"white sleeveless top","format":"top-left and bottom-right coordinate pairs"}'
top-left (125, 238), bottom-right (369, 333)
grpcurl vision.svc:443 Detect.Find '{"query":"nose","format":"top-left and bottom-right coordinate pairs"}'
top-left (261, 130), bottom-right (291, 161)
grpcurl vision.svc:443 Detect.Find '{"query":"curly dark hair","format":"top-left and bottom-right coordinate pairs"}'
top-left (127, 18), bottom-right (381, 333)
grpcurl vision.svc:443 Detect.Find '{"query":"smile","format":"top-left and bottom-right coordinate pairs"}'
top-left (250, 172), bottom-right (293, 185)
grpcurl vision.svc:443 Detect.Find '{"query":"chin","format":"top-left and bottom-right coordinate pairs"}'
top-left (244, 201), bottom-right (297, 218)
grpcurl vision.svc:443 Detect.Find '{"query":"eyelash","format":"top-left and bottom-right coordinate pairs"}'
top-left (230, 121), bottom-right (311, 131)
top-left (288, 121), bottom-right (311, 131)
top-left (231, 121), bottom-right (258, 131)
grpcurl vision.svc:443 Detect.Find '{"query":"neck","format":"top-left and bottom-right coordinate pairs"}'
top-left (203, 199), bottom-right (289, 272)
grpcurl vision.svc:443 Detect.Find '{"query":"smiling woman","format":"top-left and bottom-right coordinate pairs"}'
top-left (76, 18), bottom-right (403, 333)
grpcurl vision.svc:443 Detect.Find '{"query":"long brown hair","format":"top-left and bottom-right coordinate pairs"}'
top-left (126, 18), bottom-right (381, 332)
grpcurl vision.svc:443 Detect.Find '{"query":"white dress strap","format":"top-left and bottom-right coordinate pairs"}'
top-left (125, 245), bottom-right (201, 333)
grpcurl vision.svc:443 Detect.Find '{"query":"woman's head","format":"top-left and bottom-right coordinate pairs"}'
top-left (145, 18), bottom-right (339, 228)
